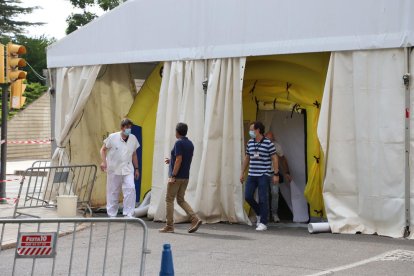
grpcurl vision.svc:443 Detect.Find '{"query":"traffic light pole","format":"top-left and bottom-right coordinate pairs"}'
top-left (0, 83), bottom-right (9, 203)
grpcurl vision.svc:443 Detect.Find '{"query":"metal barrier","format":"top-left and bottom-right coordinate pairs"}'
top-left (31, 160), bottom-right (51, 168)
top-left (13, 165), bottom-right (97, 218)
top-left (0, 217), bottom-right (150, 276)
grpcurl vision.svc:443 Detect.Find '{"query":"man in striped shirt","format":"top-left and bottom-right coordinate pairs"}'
top-left (240, 121), bottom-right (280, 231)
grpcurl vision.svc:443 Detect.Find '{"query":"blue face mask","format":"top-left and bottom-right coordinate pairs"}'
top-left (249, 130), bottom-right (256, 139)
top-left (123, 128), bottom-right (131, 136)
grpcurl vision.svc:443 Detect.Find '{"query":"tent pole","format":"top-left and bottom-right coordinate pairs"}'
top-left (404, 47), bottom-right (411, 237)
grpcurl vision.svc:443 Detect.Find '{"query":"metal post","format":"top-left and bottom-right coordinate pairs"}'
top-left (403, 47), bottom-right (411, 237)
top-left (0, 83), bottom-right (9, 203)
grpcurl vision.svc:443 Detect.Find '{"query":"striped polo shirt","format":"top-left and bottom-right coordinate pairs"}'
top-left (246, 137), bottom-right (276, 176)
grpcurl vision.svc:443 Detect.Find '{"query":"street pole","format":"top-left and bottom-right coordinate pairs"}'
top-left (0, 83), bottom-right (8, 203)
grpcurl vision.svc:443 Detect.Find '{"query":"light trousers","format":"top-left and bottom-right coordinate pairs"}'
top-left (165, 179), bottom-right (196, 226)
top-left (106, 173), bottom-right (136, 217)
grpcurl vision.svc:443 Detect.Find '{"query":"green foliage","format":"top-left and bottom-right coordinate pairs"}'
top-left (66, 0), bottom-right (123, 34)
top-left (66, 11), bottom-right (98, 35)
top-left (24, 82), bottom-right (47, 106)
top-left (0, 0), bottom-right (43, 38)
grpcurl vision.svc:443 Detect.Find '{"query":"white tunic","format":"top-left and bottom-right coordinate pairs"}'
top-left (104, 132), bottom-right (140, 175)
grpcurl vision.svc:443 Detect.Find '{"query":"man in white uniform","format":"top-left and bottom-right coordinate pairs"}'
top-left (100, 118), bottom-right (140, 218)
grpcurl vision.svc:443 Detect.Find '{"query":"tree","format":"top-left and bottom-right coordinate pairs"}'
top-left (66, 0), bottom-right (124, 34)
top-left (0, 0), bottom-right (43, 38)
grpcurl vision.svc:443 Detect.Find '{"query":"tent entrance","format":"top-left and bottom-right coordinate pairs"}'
top-left (258, 109), bottom-right (308, 222)
top-left (242, 52), bottom-right (331, 222)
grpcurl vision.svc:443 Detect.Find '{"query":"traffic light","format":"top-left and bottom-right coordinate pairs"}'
top-left (10, 79), bottom-right (26, 109)
top-left (0, 44), bottom-right (4, 84)
top-left (6, 43), bottom-right (27, 82)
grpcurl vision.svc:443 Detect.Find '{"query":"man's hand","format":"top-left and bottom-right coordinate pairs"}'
top-left (285, 173), bottom-right (292, 183)
top-left (240, 173), bottom-right (245, 184)
top-left (165, 158), bottom-right (170, 165)
top-left (134, 169), bottom-right (140, 180)
top-left (100, 162), bottom-right (107, 172)
top-left (272, 175), bottom-right (279, 184)
top-left (168, 177), bottom-right (176, 183)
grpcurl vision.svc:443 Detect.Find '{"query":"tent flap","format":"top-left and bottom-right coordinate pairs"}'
top-left (319, 49), bottom-right (407, 238)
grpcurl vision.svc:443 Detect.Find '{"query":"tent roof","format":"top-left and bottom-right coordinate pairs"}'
top-left (47, 0), bottom-right (414, 68)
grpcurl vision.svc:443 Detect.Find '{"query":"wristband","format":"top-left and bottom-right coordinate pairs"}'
top-left (274, 172), bottom-right (280, 176)
top-left (134, 168), bottom-right (139, 170)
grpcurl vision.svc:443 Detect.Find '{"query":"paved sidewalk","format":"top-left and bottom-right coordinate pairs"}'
top-left (0, 173), bottom-right (86, 250)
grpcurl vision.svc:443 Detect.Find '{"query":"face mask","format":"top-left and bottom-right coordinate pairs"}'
top-left (249, 130), bottom-right (256, 139)
top-left (123, 128), bottom-right (131, 136)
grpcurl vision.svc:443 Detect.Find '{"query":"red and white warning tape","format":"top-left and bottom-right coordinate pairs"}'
top-left (0, 178), bottom-right (21, 183)
top-left (0, 197), bottom-right (18, 204)
top-left (6, 139), bottom-right (53, 145)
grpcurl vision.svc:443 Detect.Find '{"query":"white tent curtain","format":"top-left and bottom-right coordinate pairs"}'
top-left (194, 58), bottom-right (249, 223)
top-left (149, 58), bottom-right (249, 224)
top-left (148, 61), bottom-right (205, 221)
top-left (318, 49), bottom-right (406, 238)
top-left (52, 65), bottom-right (102, 165)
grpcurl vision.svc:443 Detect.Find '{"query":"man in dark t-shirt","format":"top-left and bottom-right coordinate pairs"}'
top-left (159, 122), bottom-right (202, 233)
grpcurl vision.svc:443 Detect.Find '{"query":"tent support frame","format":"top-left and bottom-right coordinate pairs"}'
top-left (404, 47), bottom-right (412, 237)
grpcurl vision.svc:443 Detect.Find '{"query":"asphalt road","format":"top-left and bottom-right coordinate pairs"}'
top-left (1, 220), bottom-right (414, 275)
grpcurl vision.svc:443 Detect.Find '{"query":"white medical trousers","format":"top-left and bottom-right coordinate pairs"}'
top-left (106, 173), bottom-right (136, 217)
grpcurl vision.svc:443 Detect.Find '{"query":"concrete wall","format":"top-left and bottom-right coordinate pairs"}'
top-left (5, 92), bottom-right (51, 160)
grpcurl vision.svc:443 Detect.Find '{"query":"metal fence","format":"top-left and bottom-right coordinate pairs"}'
top-left (0, 217), bottom-right (150, 276)
top-left (13, 165), bottom-right (97, 218)
top-left (31, 160), bottom-right (51, 168)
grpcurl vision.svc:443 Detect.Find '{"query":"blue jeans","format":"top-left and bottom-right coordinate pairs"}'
top-left (245, 175), bottom-right (271, 225)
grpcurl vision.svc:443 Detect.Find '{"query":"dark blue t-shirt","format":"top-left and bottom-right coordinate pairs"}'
top-left (169, 137), bottom-right (194, 179)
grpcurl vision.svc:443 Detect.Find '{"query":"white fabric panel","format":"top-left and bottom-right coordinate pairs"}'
top-left (318, 49), bottom-right (406, 238)
top-left (149, 58), bottom-right (249, 224)
top-left (149, 60), bottom-right (206, 222)
top-left (265, 110), bottom-right (309, 222)
top-left (47, 0), bottom-right (414, 68)
top-left (193, 58), bottom-right (249, 224)
top-left (148, 61), bottom-right (185, 219)
top-left (52, 65), bottom-right (101, 165)
top-left (409, 49), bottom-right (414, 239)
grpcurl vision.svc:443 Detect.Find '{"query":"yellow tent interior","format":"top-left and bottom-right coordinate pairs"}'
top-left (127, 52), bottom-right (330, 219)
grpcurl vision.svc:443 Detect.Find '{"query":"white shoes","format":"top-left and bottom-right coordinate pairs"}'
top-left (256, 223), bottom-right (267, 231)
top-left (256, 216), bottom-right (261, 227)
top-left (273, 214), bottom-right (280, 223)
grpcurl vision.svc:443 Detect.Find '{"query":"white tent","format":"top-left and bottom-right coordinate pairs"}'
top-left (47, 0), bottom-right (414, 238)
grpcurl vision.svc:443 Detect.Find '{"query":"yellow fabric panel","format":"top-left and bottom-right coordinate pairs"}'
top-left (127, 63), bottom-right (162, 201)
top-left (242, 53), bottom-right (330, 218)
top-left (69, 64), bottom-right (135, 206)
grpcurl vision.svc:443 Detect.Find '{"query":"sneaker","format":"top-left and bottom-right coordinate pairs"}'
top-left (256, 223), bottom-right (267, 231)
top-left (159, 225), bottom-right (174, 233)
top-left (256, 216), bottom-right (261, 227)
top-left (273, 214), bottom-right (280, 223)
top-left (188, 217), bottom-right (202, 233)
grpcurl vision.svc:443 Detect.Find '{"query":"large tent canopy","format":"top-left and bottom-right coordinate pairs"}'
top-left (47, 0), bottom-right (414, 238)
top-left (47, 0), bottom-right (414, 68)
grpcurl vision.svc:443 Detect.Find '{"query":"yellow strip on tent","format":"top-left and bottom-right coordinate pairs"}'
top-left (127, 63), bottom-right (163, 201)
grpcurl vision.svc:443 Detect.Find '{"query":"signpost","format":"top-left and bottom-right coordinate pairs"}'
top-left (15, 232), bottom-right (57, 258)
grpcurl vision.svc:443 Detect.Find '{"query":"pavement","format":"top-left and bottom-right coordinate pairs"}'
top-left (0, 160), bottom-right (86, 250)
top-left (0, 218), bottom-right (413, 275)
top-left (1, 160), bottom-right (414, 275)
